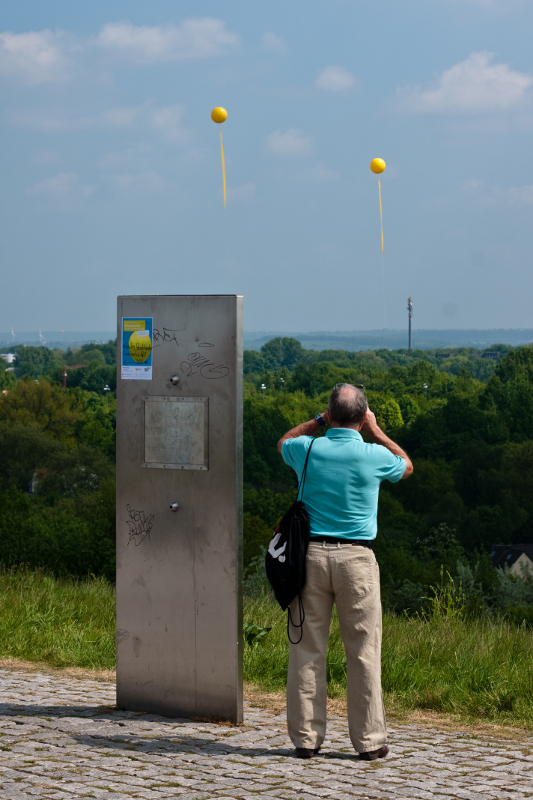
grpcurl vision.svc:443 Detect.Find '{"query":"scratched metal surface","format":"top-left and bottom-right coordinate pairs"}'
top-left (116, 295), bottom-right (243, 723)
top-left (143, 396), bottom-right (208, 469)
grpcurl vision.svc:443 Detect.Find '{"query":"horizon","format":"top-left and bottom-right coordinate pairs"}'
top-left (1, 1), bottom-right (533, 333)
top-left (3, 325), bottom-right (533, 338)
top-left (2, 326), bottom-right (533, 354)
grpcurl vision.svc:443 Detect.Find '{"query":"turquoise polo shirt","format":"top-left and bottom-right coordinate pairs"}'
top-left (281, 428), bottom-right (406, 540)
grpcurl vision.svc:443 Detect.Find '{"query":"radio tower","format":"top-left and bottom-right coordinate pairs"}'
top-left (407, 297), bottom-right (413, 350)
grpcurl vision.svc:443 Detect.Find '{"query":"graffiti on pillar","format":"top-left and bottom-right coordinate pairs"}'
top-left (180, 352), bottom-right (229, 380)
top-left (152, 322), bottom-right (229, 380)
top-left (126, 505), bottom-right (155, 546)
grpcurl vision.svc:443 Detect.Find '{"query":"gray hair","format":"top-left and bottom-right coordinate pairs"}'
top-left (328, 384), bottom-right (368, 426)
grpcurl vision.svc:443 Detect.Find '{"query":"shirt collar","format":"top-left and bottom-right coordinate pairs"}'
top-left (325, 428), bottom-right (362, 440)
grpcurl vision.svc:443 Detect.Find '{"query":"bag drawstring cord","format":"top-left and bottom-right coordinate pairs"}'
top-left (287, 593), bottom-right (305, 644)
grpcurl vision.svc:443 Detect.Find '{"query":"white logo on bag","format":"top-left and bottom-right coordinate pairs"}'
top-left (268, 532), bottom-right (286, 563)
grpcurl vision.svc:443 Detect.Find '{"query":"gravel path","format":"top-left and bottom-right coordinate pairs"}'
top-left (0, 668), bottom-right (532, 799)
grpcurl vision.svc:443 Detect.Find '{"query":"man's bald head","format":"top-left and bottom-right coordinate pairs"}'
top-left (328, 384), bottom-right (368, 426)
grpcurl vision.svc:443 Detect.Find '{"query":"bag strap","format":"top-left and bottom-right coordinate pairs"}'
top-left (287, 437), bottom-right (315, 645)
top-left (297, 438), bottom-right (315, 502)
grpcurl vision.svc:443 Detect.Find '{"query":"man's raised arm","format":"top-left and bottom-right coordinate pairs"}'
top-left (360, 410), bottom-right (413, 479)
top-left (277, 411), bottom-right (330, 453)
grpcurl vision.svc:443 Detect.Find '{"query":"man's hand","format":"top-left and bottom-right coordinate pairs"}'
top-left (360, 409), bottom-right (378, 435)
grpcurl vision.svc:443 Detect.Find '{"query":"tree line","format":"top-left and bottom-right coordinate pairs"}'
top-left (242, 338), bottom-right (533, 621)
top-left (1, 336), bottom-right (533, 622)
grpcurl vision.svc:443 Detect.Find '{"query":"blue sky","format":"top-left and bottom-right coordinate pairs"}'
top-left (1, 0), bottom-right (533, 333)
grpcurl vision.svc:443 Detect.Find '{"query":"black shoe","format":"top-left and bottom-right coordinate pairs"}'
top-left (359, 745), bottom-right (389, 761)
top-left (295, 747), bottom-right (320, 759)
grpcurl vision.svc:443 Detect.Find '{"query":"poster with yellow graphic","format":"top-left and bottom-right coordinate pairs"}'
top-left (121, 318), bottom-right (153, 380)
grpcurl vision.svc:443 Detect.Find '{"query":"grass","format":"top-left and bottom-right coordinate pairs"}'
top-left (243, 591), bottom-right (533, 728)
top-left (0, 567), bottom-right (114, 670)
top-left (1, 567), bottom-right (533, 729)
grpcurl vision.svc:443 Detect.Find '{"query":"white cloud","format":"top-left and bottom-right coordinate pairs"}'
top-left (26, 172), bottom-right (94, 199)
top-left (506, 185), bottom-right (533, 205)
top-left (150, 104), bottom-right (192, 144)
top-left (0, 29), bottom-right (74, 84)
top-left (462, 179), bottom-right (533, 206)
top-left (266, 128), bottom-right (312, 156)
top-left (99, 106), bottom-right (145, 127)
top-left (10, 102), bottom-right (193, 144)
top-left (110, 171), bottom-right (165, 192)
top-left (10, 109), bottom-right (68, 131)
top-left (262, 32), bottom-right (287, 53)
top-left (97, 19), bottom-right (239, 62)
top-left (316, 66), bottom-right (358, 93)
top-left (33, 150), bottom-right (60, 166)
top-left (301, 164), bottom-right (339, 182)
top-left (447, 0), bottom-right (523, 11)
top-left (396, 52), bottom-right (533, 113)
top-left (9, 105), bottom-right (146, 132)
top-left (227, 182), bottom-right (256, 202)
top-left (97, 144), bottom-right (152, 170)
top-left (0, 18), bottom-right (239, 84)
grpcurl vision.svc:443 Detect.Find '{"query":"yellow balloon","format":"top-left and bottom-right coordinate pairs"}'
top-left (211, 107), bottom-right (228, 124)
top-left (370, 158), bottom-right (386, 174)
top-left (128, 330), bottom-right (152, 364)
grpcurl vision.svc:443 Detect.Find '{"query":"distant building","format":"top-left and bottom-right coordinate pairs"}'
top-left (0, 353), bottom-right (15, 364)
top-left (435, 353), bottom-right (451, 358)
top-left (491, 544), bottom-right (533, 576)
top-left (482, 351), bottom-right (500, 360)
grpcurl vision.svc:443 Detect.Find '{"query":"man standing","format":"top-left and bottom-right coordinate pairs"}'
top-left (277, 383), bottom-right (413, 760)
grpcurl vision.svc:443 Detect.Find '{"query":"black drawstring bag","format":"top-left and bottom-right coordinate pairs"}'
top-left (265, 439), bottom-right (315, 643)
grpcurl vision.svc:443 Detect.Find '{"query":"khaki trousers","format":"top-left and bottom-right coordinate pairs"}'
top-left (287, 542), bottom-right (387, 754)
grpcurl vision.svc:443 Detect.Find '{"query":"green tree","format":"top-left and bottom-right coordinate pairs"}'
top-left (243, 513), bottom-right (272, 571)
top-left (482, 347), bottom-right (533, 442)
top-left (243, 485), bottom-right (297, 527)
top-left (398, 395), bottom-right (420, 424)
top-left (76, 393), bottom-right (116, 458)
top-left (367, 394), bottom-right (403, 430)
top-left (14, 346), bottom-right (63, 378)
top-left (244, 350), bottom-right (265, 375)
top-left (38, 444), bottom-right (113, 498)
top-left (51, 361), bottom-right (116, 394)
top-left (0, 368), bottom-right (16, 391)
top-left (0, 421), bottom-right (65, 491)
top-left (390, 459), bottom-right (454, 515)
top-left (78, 348), bottom-right (106, 364)
top-left (260, 337), bottom-right (307, 371)
top-left (243, 391), bottom-right (322, 489)
top-left (65, 340), bottom-right (117, 367)
top-left (0, 379), bottom-right (84, 440)
top-left (0, 485), bottom-right (115, 579)
top-left (80, 340), bottom-right (116, 365)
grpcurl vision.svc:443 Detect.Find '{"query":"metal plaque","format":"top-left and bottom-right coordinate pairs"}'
top-left (143, 396), bottom-right (208, 470)
top-left (116, 295), bottom-right (243, 723)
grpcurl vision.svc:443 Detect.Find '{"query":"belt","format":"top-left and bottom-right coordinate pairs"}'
top-left (309, 537), bottom-right (373, 548)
